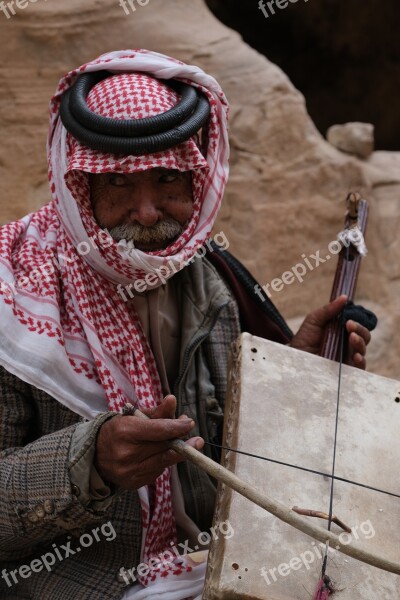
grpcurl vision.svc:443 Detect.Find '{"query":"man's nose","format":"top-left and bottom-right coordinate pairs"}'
top-left (127, 195), bottom-right (163, 227)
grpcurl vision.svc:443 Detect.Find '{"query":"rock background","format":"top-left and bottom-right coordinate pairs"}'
top-left (0, 0), bottom-right (399, 379)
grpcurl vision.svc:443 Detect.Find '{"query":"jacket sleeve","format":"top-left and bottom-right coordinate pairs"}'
top-left (0, 365), bottom-right (118, 561)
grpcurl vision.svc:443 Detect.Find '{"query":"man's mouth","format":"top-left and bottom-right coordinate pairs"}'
top-left (107, 219), bottom-right (184, 251)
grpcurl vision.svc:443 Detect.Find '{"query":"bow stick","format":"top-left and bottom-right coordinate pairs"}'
top-left (129, 405), bottom-right (400, 575)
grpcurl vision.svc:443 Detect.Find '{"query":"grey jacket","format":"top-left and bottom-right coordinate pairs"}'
top-left (0, 257), bottom-right (240, 600)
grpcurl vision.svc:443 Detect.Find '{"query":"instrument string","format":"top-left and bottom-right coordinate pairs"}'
top-left (326, 300), bottom-right (346, 532)
top-left (203, 442), bottom-right (400, 499)
top-left (320, 243), bottom-right (351, 590)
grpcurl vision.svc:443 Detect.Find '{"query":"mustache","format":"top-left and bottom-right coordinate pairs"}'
top-left (107, 218), bottom-right (184, 245)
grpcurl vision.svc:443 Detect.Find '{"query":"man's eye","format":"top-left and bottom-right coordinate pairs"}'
top-left (108, 174), bottom-right (128, 187)
top-left (159, 171), bottom-right (179, 183)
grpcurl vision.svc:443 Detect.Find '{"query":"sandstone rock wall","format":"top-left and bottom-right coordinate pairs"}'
top-left (0, 0), bottom-right (398, 378)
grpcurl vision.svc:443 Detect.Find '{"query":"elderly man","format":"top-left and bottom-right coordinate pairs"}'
top-left (0, 50), bottom-right (371, 600)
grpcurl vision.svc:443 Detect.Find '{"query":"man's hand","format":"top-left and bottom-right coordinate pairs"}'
top-left (290, 295), bottom-right (371, 369)
top-left (94, 395), bottom-right (204, 490)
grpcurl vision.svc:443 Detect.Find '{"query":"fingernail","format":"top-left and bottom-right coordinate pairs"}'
top-left (180, 417), bottom-right (195, 427)
top-left (195, 438), bottom-right (204, 450)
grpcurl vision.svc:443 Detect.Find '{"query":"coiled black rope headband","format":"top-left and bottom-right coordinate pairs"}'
top-left (59, 70), bottom-right (211, 155)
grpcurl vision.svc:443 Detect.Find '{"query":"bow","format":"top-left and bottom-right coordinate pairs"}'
top-left (131, 403), bottom-right (400, 575)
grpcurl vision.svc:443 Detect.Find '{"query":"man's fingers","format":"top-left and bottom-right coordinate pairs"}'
top-left (162, 437), bottom-right (205, 464)
top-left (178, 414), bottom-right (191, 421)
top-left (346, 320), bottom-right (371, 345)
top-left (352, 352), bottom-right (366, 370)
top-left (307, 295), bottom-right (348, 327)
top-left (148, 437), bottom-right (205, 468)
top-left (342, 319), bottom-right (370, 370)
top-left (349, 331), bottom-right (367, 356)
top-left (185, 436), bottom-right (205, 451)
top-left (139, 451), bottom-right (180, 473)
top-left (121, 415), bottom-right (195, 443)
top-left (345, 321), bottom-right (370, 370)
top-left (142, 395), bottom-right (177, 420)
top-left (140, 437), bottom-right (205, 471)
top-left (153, 394), bottom-right (177, 419)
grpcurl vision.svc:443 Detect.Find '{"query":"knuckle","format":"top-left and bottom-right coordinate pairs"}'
top-left (114, 416), bottom-right (136, 439)
top-left (116, 447), bottom-right (136, 465)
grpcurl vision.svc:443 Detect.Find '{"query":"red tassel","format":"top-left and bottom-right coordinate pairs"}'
top-left (313, 576), bottom-right (333, 599)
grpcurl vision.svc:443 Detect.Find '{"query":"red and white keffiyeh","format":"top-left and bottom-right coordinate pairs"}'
top-left (0, 49), bottom-right (229, 590)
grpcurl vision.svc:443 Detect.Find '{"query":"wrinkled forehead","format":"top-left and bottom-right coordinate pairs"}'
top-left (66, 72), bottom-right (209, 176)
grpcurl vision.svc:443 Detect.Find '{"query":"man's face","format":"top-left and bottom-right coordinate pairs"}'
top-left (89, 168), bottom-right (194, 252)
